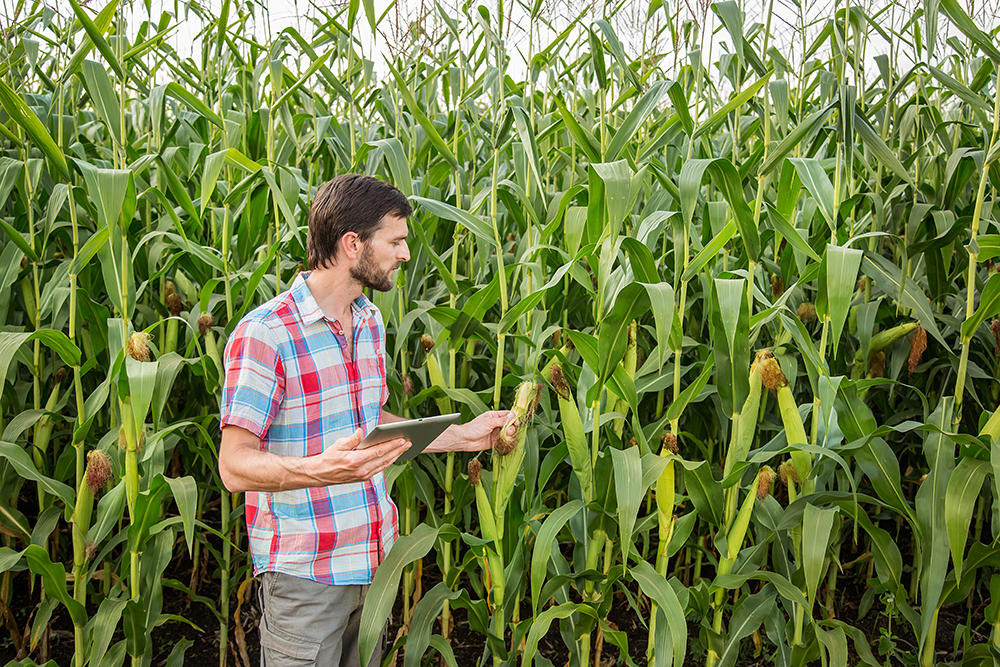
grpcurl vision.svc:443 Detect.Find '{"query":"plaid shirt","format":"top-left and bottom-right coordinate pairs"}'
top-left (220, 272), bottom-right (398, 585)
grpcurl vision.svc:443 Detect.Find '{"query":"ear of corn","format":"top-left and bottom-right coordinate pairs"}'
top-left (761, 355), bottom-right (812, 484)
top-left (551, 362), bottom-right (594, 502)
top-left (492, 381), bottom-right (540, 530)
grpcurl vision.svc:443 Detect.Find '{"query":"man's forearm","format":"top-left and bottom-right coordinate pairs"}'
top-left (220, 445), bottom-right (330, 493)
top-left (381, 410), bottom-right (467, 453)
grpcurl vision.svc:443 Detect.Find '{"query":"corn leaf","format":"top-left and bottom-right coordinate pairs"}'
top-left (945, 457), bottom-right (989, 584)
top-left (530, 500), bottom-right (585, 616)
top-left (960, 272), bottom-right (1000, 339)
top-left (0, 79), bottom-right (67, 178)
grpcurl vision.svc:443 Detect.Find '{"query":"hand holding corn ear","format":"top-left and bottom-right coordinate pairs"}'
top-left (452, 410), bottom-right (519, 451)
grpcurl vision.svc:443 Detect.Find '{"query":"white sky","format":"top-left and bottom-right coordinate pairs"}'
top-left (7, 0), bottom-right (998, 91)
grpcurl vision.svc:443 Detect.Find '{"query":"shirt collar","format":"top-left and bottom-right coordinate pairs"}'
top-left (291, 271), bottom-right (374, 328)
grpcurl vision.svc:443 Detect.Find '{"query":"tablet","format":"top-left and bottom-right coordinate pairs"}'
top-left (359, 413), bottom-right (460, 462)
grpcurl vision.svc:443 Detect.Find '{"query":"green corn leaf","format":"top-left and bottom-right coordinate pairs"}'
top-left (802, 504), bottom-right (838, 609)
top-left (360, 524), bottom-right (450, 667)
top-left (413, 197), bottom-right (497, 250)
top-left (387, 63), bottom-right (459, 170)
top-left (200, 150), bottom-right (227, 215)
top-left (665, 353), bottom-right (716, 422)
top-left (89, 597), bottom-right (128, 667)
top-left (789, 158), bottom-right (836, 228)
top-left (511, 106), bottom-right (544, 191)
top-left (621, 238), bottom-right (660, 283)
top-left (523, 602), bottom-right (600, 667)
top-left (682, 220), bottom-right (737, 282)
top-left (682, 459), bottom-right (723, 526)
top-left (938, 0), bottom-right (1000, 63)
top-left (403, 583), bottom-right (462, 667)
top-left (605, 81), bottom-right (668, 161)
top-left (0, 442), bottom-right (75, 509)
top-left (598, 282), bottom-right (650, 384)
top-left (945, 457), bottom-right (989, 584)
top-left (853, 110), bottom-right (914, 185)
top-left (711, 571), bottom-right (807, 608)
top-left (854, 437), bottom-right (915, 524)
top-left (155, 156), bottom-right (199, 225)
top-left (163, 475), bottom-right (197, 557)
top-left (916, 397), bottom-right (956, 652)
top-left (692, 70), bottom-right (771, 140)
top-left (0, 217), bottom-right (37, 262)
top-left (67, 0), bottom-right (125, 82)
top-left (23, 545), bottom-right (87, 627)
top-left (595, 20), bottom-right (642, 92)
top-left (223, 147), bottom-right (261, 173)
top-left (815, 625), bottom-right (849, 667)
top-left (590, 160), bottom-right (636, 240)
top-left (0, 79), bottom-right (68, 178)
top-left (552, 93), bottom-right (601, 163)
top-left (711, 278), bottom-right (750, 418)
top-left (717, 585), bottom-right (777, 667)
top-left (631, 560), bottom-right (686, 667)
top-left (63, 0), bottom-right (118, 79)
top-left (764, 204), bottom-right (821, 262)
top-left (610, 446), bottom-right (645, 567)
top-left (862, 252), bottom-right (947, 347)
top-left (679, 158), bottom-right (759, 260)
top-left (164, 82), bottom-right (225, 129)
top-left (758, 101), bottom-right (835, 176)
top-left (960, 272), bottom-right (1000, 339)
top-left (640, 282), bottom-right (674, 369)
top-left (530, 500), bottom-right (585, 616)
top-left (273, 51), bottom-right (333, 110)
top-left (820, 245), bottom-right (863, 360)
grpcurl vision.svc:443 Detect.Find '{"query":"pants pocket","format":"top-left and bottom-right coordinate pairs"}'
top-left (260, 615), bottom-right (321, 666)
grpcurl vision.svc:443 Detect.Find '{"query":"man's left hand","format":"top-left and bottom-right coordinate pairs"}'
top-left (452, 410), bottom-right (518, 452)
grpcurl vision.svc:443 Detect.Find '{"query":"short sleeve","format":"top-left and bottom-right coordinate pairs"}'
top-left (220, 318), bottom-right (284, 438)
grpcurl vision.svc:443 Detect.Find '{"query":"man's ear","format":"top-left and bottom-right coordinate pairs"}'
top-left (340, 231), bottom-right (361, 260)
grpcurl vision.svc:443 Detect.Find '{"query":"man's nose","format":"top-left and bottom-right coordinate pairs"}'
top-left (398, 242), bottom-right (410, 262)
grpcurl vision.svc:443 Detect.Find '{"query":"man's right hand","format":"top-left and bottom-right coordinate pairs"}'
top-left (219, 424), bottom-right (411, 493)
top-left (317, 429), bottom-right (411, 485)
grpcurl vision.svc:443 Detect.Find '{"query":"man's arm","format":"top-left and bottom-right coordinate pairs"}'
top-left (379, 410), bottom-right (515, 453)
top-left (219, 425), bottom-right (410, 493)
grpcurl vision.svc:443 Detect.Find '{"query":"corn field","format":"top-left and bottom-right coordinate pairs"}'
top-left (2, 0), bottom-right (1000, 665)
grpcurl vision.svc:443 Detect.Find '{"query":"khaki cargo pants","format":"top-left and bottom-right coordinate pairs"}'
top-left (258, 572), bottom-right (386, 667)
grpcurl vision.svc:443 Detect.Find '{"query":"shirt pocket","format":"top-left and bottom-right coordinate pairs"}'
top-left (360, 353), bottom-right (385, 410)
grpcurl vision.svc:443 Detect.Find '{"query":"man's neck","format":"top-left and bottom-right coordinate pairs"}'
top-left (304, 267), bottom-right (363, 324)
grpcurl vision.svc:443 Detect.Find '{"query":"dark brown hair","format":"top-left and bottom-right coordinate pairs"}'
top-left (307, 174), bottom-right (412, 270)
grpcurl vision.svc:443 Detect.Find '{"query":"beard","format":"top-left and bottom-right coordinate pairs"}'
top-left (350, 245), bottom-right (399, 292)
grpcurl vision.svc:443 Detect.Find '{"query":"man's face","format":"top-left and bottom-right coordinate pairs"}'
top-left (350, 214), bottom-right (410, 292)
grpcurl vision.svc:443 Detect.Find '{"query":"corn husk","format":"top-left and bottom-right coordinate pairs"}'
top-left (656, 434), bottom-right (677, 547)
top-left (492, 381), bottom-right (541, 533)
top-left (551, 362), bottom-right (593, 502)
top-left (420, 335), bottom-right (453, 415)
top-left (760, 356), bottom-right (812, 482)
top-left (610, 321), bottom-right (638, 436)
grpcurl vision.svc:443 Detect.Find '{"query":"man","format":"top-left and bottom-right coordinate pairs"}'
top-left (218, 174), bottom-right (513, 667)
